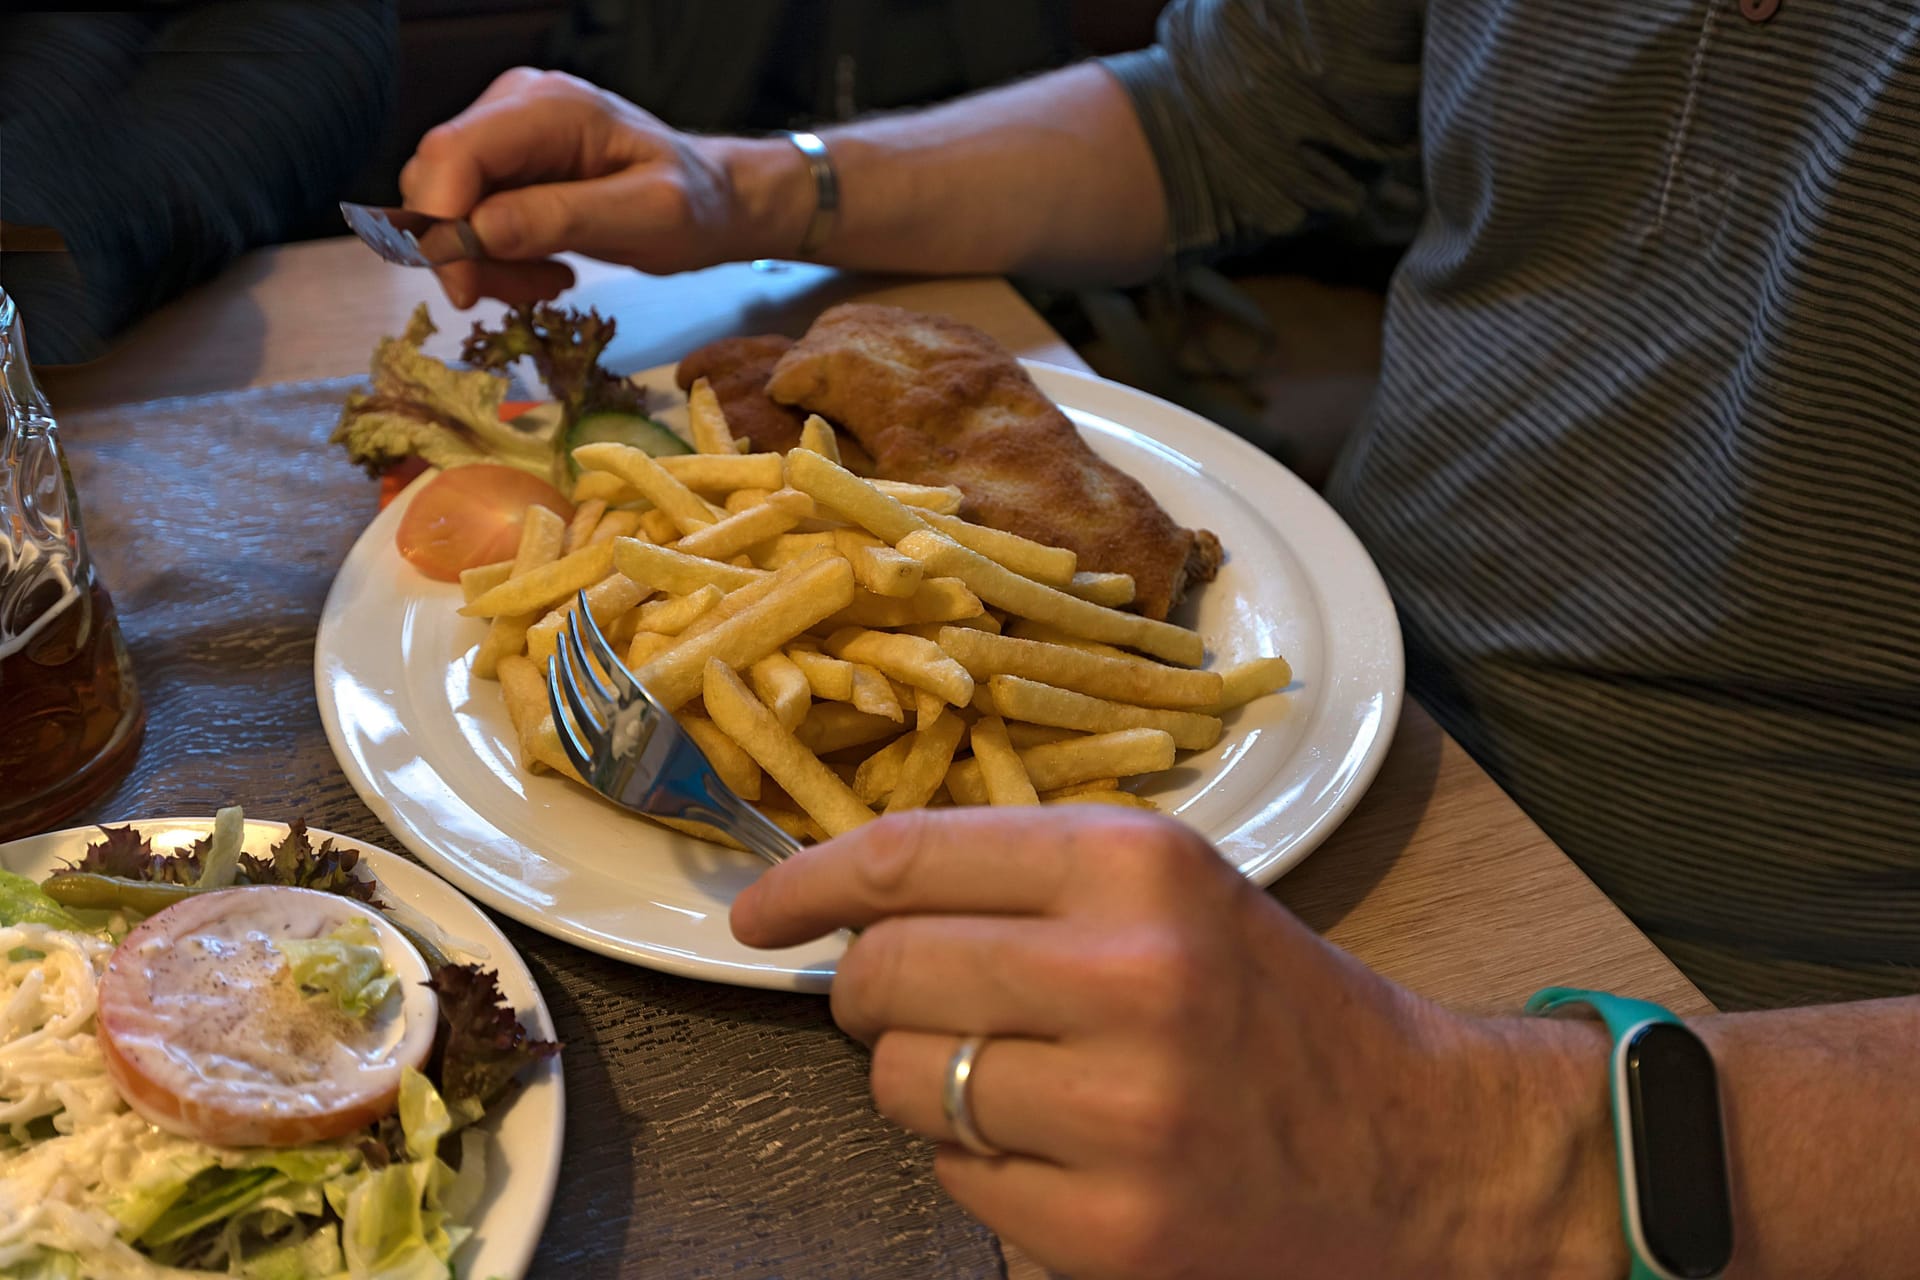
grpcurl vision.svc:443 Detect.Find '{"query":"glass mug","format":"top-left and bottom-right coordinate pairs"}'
top-left (0, 287), bottom-right (144, 840)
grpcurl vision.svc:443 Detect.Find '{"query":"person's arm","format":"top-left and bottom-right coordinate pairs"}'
top-left (399, 62), bottom-right (1168, 309)
top-left (400, 0), bottom-right (1424, 309)
top-left (728, 807), bottom-right (1920, 1279)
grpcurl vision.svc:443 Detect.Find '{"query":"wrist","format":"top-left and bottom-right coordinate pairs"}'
top-left (1424, 1012), bottom-right (1627, 1279)
top-left (713, 134), bottom-right (819, 262)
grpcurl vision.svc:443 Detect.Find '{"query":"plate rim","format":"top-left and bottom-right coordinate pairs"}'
top-left (0, 816), bottom-right (565, 1280)
top-left (315, 359), bottom-right (1404, 988)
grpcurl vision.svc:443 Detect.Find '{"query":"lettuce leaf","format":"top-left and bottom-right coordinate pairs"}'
top-left (235, 821), bottom-right (386, 907)
top-left (332, 303), bottom-right (560, 483)
top-left (341, 1161), bottom-right (448, 1280)
top-left (461, 303), bottom-right (648, 426)
top-left (426, 963), bottom-right (560, 1123)
top-left (280, 917), bottom-right (397, 1018)
top-left (0, 869), bottom-right (80, 929)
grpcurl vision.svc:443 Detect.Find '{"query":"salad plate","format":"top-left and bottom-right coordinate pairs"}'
top-left (317, 361), bottom-right (1404, 992)
top-left (0, 817), bottom-right (564, 1280)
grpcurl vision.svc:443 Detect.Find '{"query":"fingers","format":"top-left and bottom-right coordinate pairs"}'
top-left (732, 809), bottom-right (1105, 947)
top-left (831, 915), bottom-right (1088, 1044)
top-left (400, 79), bottom-right (621, 220)
top-left (932, 1153), bottom-right (1142, 1279)
top-left (466, 169), bottom-right (681, 263)
top-left (432, 258), bottom-right (575, 310)
top-left (870, 1030), bottom-right (1090, 1164)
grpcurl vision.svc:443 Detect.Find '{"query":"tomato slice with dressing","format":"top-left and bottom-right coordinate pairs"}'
top-left (394, 464), bottom-right (572, 582)
top-left (95, 886), bottom-right (439, 1148)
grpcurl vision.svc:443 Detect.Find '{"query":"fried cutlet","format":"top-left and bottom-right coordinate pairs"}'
top-left (675, 335), bottom-right (872, 472)
top-left (765, 304), bottom-right (1221, 621)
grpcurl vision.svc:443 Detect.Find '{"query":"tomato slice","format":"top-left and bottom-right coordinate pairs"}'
top-left (377, 456), bottom-right (432, 510)
top-left (395, 465), bottom-right (573, 582)
top-left (96, 886), bottom-right (439, 1147)
top-left (497, 399), bottom-right (546, 421)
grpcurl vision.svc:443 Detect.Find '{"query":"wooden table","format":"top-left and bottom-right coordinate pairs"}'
top-left (45, 237), bottom-right (1707, 1279)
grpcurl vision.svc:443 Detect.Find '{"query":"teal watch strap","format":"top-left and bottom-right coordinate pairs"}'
top-left (1524, 988), bottom-right (1715, 1280)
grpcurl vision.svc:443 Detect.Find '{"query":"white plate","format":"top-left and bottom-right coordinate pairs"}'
top-left (0, 818), bottom-right (564, 1280)
top-left (317, 362), bottom-right (1403, 992)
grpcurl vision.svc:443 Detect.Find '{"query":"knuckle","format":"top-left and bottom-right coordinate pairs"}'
top-left (851, 811), bottom-right (934, 907)
top-left (412, 123), bottom-right (461, 166)
top-left (489, 64), bottom-right (546, 95)
top-left (1086, 1186), bottom-right (1183, 1276)
top-left (830, 916), bottom-right (911, 1030)
top-left (1102, 1063), bottom-right (1193, 1159)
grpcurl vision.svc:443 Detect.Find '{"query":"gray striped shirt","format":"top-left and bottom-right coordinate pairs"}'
top-left (1108, 0), bottom-right (1920, 1010)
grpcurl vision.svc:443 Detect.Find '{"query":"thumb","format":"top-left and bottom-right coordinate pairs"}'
top-left (469, 170), bottom-right (702, 271)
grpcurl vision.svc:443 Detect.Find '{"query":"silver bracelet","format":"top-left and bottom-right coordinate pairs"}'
top-left (784, 131), bottom-right (838, 258)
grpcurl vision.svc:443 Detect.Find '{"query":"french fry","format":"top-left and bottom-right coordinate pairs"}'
top-left (785, 447), bottom-right (930, 544)
top-left (474, 504), bottom-right (566, 678)
top-left (571, 470), bottom-right (634, 505)
top-left (613, 537), bottom-right (766, 594)
top-left (1043, 789), bottom-right (1159, 811)
top-left (495, 655), bottom-right (553, 773)
top-left (993, 673), bottom-right (1222, 751)
top-left (799, 413), bottom-right (842, 463)
top-left (884, 709), bottom-right (968, 813)
top-left (849, 662), bottom-right (903, 722)
top-left (677, 708), bottom-right (761, 801)
top-left (896, 530), bottom-right (1203, 666)
top-left (459, 541), bottom-right (617, 618)
top-left (748, 651), bottom-right (811, 732)
top-left (725, 487), bottom-right (775, 514)
top-left (657, 452), bottom-right (786, 493)
top-left (826, 627), bottom-right (974, 707)
top-left (1005, 617), bottom-right (1133, 660)
top-left (842, 541), bottom-right (924, 598)
top-left (913, 687), bottom-right (945, 730)
top-left (873, 480), bottom-right (965, 514)
top-left (921, 510), bottom-right (1076, 587)
top-left (635, 584), bottom-right (725, 635)
top-left (651, 814), bottom-right (749, 852)
top-left (1043, 777), bottom-right (1120, 798)
top-left (677, 547), bottom-right (836, 642)
top-left (626, 629), bottom-right (676, 668)
top-left (671, 488), bottom-right (812, 561)
top-left (938, 627), bottom-right (1223, 709)
top-left (1005, 722), bottom-right (1084, 750)
top-left (970, 715), bottom-right (1039, 806)
top-left (946, 728), bottom-right (1176, 806)
top-left (460, 559), bottom-right (514, 605)
top-left (702, 659), bottom-right (875, 837)
top-left (795, 703), bottom-right (902, 755)
top-left (900, 613), bottom-right (1000, 641)
top-left (757, 531), bottom-right (840, 569)
top-left (826, 577), bottom-right (983, 629)
top-left (1198, 656), bottom-right (1295, 715)
top-left (1062, 570), bottom-right (1135, 608)
top-left (786, 646), bottom-right (855, 702)
top-left (587, 508), bottom-right (645, 547)
top-left (564, 498), bottom-right (608, 554)
top-left (687, 377), bottom-right (738, 454)
top-left (853, 734), bottom-right (915, 806)
top-left (636, 508), bottom-right (680, 545)
top-left (572, 441), bottom-right (717, 535)
top-left (633, 555), bottom-right (856, 711)
top-left (524, 572), bottom-right (650, 669)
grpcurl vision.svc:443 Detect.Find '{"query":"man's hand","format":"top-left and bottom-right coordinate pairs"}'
top-left (398, 68), bottom-right (807, 308)
top-left (732, 807), bottom-right (1621, 1279)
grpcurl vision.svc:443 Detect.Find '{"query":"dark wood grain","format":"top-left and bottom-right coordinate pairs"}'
top-left (59, 379), bottom-right (1003, 1280)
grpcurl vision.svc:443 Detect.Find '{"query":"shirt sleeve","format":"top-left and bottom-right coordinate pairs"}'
top-left (0, 1), bottom-right (396, 363)
top-left (1101, 0), bottom-right (1424, 258)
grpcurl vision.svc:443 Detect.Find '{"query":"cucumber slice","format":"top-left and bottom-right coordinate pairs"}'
top-left (566, 411), bottom-right (692, 471)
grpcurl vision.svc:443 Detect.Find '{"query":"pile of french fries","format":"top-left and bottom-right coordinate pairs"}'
top-left (455, 379), bottom-right (1291, 850)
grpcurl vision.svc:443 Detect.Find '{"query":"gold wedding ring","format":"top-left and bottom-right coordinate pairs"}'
top-left (941, 1034), bottom-right (1002, 1158)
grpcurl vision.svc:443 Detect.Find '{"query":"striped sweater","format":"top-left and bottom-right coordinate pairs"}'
top-left (1108, 0), bottom-right (1920, 1010)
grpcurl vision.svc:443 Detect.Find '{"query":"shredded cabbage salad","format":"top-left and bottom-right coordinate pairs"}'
top-left (0, 827), bottom-right (550, 1280)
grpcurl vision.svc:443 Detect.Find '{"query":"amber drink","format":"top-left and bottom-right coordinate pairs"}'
top-left (0, 288), bottom-right (144, 839)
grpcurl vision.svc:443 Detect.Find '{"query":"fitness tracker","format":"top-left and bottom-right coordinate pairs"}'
top-left (1525, 988), bottom-right (1735, 1279)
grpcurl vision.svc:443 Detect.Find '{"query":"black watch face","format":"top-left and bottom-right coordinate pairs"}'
top-left (1626, 1023), bottom-right (1735, 1277)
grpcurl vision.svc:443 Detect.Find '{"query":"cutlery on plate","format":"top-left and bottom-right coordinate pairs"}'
top-left (338, 201), bottom-right (485, 268)
top-left (547, 595), bottom-right (802, 865)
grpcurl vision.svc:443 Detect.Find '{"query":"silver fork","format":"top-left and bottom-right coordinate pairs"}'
top-left (339, 202), bottom-right (485, 268)
top-left (546, 593), bottom-right (801, 865)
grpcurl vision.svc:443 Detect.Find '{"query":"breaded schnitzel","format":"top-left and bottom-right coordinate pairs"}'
top-left (675, 335), bottom-right (873, 472)
top-left (765, 304), bottom-right (1220, 621)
